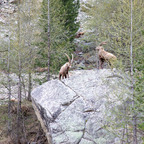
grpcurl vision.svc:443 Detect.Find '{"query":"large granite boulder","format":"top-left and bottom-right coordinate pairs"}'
top-left (31, 69), bottom-right (130, 144)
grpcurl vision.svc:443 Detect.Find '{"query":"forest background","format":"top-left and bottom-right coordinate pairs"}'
top-left (0, 0), bottom-right (143, 143)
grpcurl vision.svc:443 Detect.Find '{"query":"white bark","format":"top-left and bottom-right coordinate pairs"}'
top-left (47, 0), bottom-right (50, 81)
top-left (17, 0), bottom-right (22, 143)
top-left (130, 0), bottom-right (137, 143)
top-left (7, 0), bottom-right (12, 133)
top-left (27, 0), bottom-right (32, 101)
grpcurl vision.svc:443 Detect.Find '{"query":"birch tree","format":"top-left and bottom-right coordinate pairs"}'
top-left (23, 0), bottom-right (40, 100)
top-left (16, 0), bottom-right (22, 142)
top-left (130, 0), bottom-right (137, 143)
top-left (107, 0), bottom-right (143, 142)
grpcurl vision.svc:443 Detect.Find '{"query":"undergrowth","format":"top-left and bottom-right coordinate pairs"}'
top-left (0, 100), bottom-right (47, 144)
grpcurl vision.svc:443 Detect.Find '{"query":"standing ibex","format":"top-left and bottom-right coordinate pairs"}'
top-left (59, 53), bottom-right (74, 80)
top-left (96, 42), bottom-right (117, 69)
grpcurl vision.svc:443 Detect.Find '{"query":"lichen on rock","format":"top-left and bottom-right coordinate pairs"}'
top-left (31, 69), bottom-right (130, 144)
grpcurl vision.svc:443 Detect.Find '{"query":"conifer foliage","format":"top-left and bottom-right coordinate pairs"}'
top-left (62, 0), bottom-right (80, 41)
top-left (36, 0), bottom-right (80, 75)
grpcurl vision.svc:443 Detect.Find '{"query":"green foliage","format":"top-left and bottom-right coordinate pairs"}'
top-left (134, 37), bottom-right (144, 137)
top-left (82, 0), bottom-right (144, 70)
top-left (62, 0), bottom-right (80, 41)
top-left (138, 122), bottom-right (144, 131)
top-left (82, 0), bottom-right (144, 142)
top-left (36, 0), bottom-right (79, 73)
top-left (0, 0), bottom-right (40, 74)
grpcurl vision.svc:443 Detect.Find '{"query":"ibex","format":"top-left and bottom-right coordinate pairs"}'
top-left (96, 42), bottom-right (117, 69)
top-left (59, 53), bottom-right (74, 80)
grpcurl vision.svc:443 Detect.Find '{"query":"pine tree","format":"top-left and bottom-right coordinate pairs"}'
top-left (62, 0), bottom-right (80, 41)
top-left (36, 0), bottom-right (75, 80)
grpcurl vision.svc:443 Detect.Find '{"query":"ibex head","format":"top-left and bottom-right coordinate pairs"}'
top-left (64, 53), bottom-right (74, 68)
top-left (96, 41), bottom-right (107, 51)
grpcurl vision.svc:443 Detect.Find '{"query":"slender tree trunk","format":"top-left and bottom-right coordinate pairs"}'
top-left (17, 74), bottom-right (22, 144)
top-left (28, 70), bottom-right (32, 101)
top-left (47, 0), bottom-right (50, 81)
top-left (7, 54), bottom-right (12, 133)
top-left (21, 76), bottom-right (27, 98)
top-left (7, 0), bottom-right (12, 132)
top-left (27, 0), bottom-right (32, 101)
top-left (130, 0), bottom-right (137, 143)
top-left (121, 127), bottom-right (125, 144)
top-left (17, 0), bottom-right (22, 143)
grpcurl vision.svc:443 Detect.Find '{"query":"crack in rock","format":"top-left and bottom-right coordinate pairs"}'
top-left (77, 119), bottom-right (88, 144)
top-left (61, 95), bottom-right (80, 107)
top-left (52, 95), bottom-right (80, 122)
top-left (31, 69), bottom-right (131, 144)
top-left (60, 80), bottom-right (87, 102)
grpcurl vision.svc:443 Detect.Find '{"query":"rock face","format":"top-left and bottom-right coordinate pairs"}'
top-left (31, 69), bottom-right (130, 144)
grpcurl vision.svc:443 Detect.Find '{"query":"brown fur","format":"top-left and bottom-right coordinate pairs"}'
top-left (96, 42), bottom-right (117, 69)
top-left (75, 32), bottom-right (85, 38)
top-left (59, 53), bottom-right (74, 80)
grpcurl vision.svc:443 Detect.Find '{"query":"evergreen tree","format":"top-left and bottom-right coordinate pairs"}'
top-left (36, 0), bottom-right (75, 77)
top-left (62, 0), bottom-right (80, 41)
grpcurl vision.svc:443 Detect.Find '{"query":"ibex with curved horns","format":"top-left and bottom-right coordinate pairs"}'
top-left (59, 53), bottom-right (74, 80)
top-left (96, 42), bottom-right (117, 69)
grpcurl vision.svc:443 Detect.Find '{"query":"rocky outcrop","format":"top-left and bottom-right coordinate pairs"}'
top-left (31, 69), bottom-right (130, 144)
